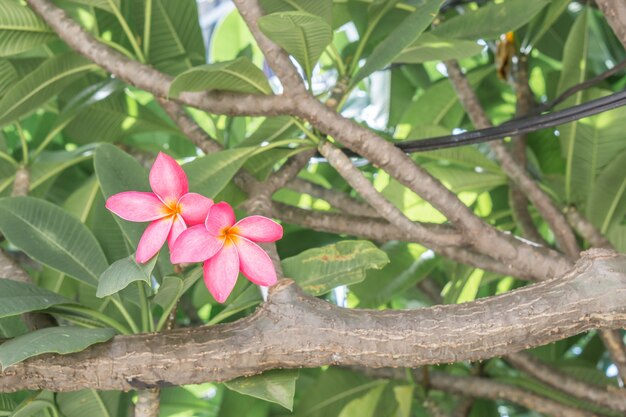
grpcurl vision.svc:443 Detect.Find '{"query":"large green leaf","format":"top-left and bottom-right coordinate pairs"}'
top-left (351, 242), bottom-right (437, 308)
top-left (225, 370), bottom-right (299, 411)
top-left (94, 143), bottom-right (151, 247)
top-left (64, 0), bottom-right (119, 12)
top-left (0, 326), bottom-right (115, 370)
top-left (96, 254), bottom-right (157, 298)
top-left (432, 0), bottom-right (550, 40)
top-left (0, 393), bottom-right (15, 416)
top-left (556, 8), bottom-right (590, 203)
top-left (528, 0), bottom-right (571, 46)
top-left (352, 0), bottom-right (443, 84)
top-left (258, 11), bottom-right (333, 80)
top-left (63, 91), bottom-right (178, 144)
top-left (559, 89), bottom-right (626, 206)
top-left (147, 0), bottom-right (206, 75)
top-left (293, 368), bottom-right (383, 417)
top-left (238, 116), bottom-right (298, 147)
top-left (393, 33), bottom-right (483, 64)
top-left (0, 279), bottom-right (73, 318)
top-left (338, 383), bottom-right (386, 417)
top-left (11, 391), bottom-right (55, 417)
top-left (0, 196), bottom-right (108, 287)
top-left (0, 59), bottom-right (17, 98)
top-left (281, 240), bottom-right (389, 295)
top-left (57, 390), bottom-right (121, 417)
top-left (169, 57), bottom-right (271, 97)
top-left (29, 145), bottom-right (94, 191)
top-left (260, 0), bottom-right (333, 25)
top-left (0, 53), bottom-right (96, 126)
top-left (0, 0), bottom-right (56, 57)
top-left (587, 150), bottom-right (626, 234)
top-left (184, 147), bottom-right (257, 198)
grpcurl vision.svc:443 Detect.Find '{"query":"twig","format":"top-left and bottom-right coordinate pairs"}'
top-left (134, 389), bottom-right (160, 417)
top-left (285, 178), bottom-right (379, 217)
top-left (444, 60), bottom-right (580, 260)
top-left (508, 54), bottom-right (548, 245)
top-left (505, 351), bottom-right (626, 412)
top-left (565, 206), bottom-right (613, 250)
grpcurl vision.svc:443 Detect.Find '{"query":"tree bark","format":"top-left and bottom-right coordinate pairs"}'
top-left (1, 249), bottom-right (625, 392)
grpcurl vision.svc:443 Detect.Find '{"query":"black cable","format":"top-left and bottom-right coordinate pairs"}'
top-left (395, 88), bottom-right (626, 153)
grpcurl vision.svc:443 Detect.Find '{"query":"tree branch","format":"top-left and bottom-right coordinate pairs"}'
top-left (565, 206), bottom-right (613, 249)
top-left (596, 0), bottom-right (626, 50)
top-left (26, 0), bottom-right (572, 281)
top-left (505, 351), bottom-right (626, 412)
top-left (444, 60), bottom-right (580, 260)
top-left (1, 249), bottom-right (625, 392)
top-left (285, 178), bottom-right (379, 217)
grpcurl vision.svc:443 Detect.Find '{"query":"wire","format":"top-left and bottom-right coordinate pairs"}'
top-left (395, 88), bottom-right (626, 153)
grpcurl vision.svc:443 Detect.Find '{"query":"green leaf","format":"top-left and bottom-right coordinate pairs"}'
top-left (238, 116), bottom-right (298, 147)
top-left (169, 57), bottom-right (271, 97)
top-left (0, 393), bottom-right (15, 416)
top-left (0, 0), bottom-right (56, 57)
top-left (353, 0), bottom-right (443, 84)
top-left (338, 383), bottom-right (386, 417)
top-left (184, 147), bottom-right (257, 198)
top-left (63, 0), bottom-right (119, 12)
top-left (281, 240), bottom-right (390, 296)
top-left (393, 33), bottom-right (483, 64)
top-left (0, 196), bottom-right (108, 287)
top-left (97, 254), bottom-right (157, 298)
top-left (225, 370), bottom-right (299, 411)
top-left (11, 391), bottom-right (55, 417)
top-left (258, 11), bottom-right (333, 80)
top-left (432, 0), bottom-right (550, 40)
top-left (0, 279), bottom-right (73, 319)
top-left (207, 283), bottom-right (262, 325)
top-left (351, 242), bottom-right (437, 308)
top-left (0, 59), bottom-right (18, 98)
top-left (57, 390), bottom-right (121, 417)
top-left (63, 91), bottom-right (178, 144)
top-left (29, 145), bottom-right (94, 191)
top-left (0, 326), bottom-right (115, 370)
top-left (260, 0), bottom-right (333, 25)
top-left (94, 143), bottom-right (151, 247)
top-left (557, 8), bottom-right (590, 203)
top-left (152, 275), bottom-right (183, 310)
top-left (293, 368), bottom-right (383, 417)
top-left (0, 53), bottom-right (96, 126)
top-left (64, 176), bottom-right (100, 223)
top-left (529, 0), bottom-right (571, 46)
top-left (587, 150), bottom-right (626, 234)
top-left (559, 90), bottom-right (626, 205)
top-left (147, 0), bottom-right (206, 75)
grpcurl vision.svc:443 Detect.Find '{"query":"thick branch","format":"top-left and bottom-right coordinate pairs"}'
top-left (444, 60), bottom-right (580, 260)
top-left (1, 249), bottom-right (625, 392)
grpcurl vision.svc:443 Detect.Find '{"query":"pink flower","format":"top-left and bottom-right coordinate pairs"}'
top-left (105, 152), bottom-right (213, 263)
top-left (171, 202), bottom-right (283, 303)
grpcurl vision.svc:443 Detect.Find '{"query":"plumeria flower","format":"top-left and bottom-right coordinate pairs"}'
top-left (106, 152), bottom-right (213, 263)
top-left (171, 202), bottom-right (283, 303)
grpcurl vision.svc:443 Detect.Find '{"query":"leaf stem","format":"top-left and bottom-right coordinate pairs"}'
top-left (143, 0), bottom-right (152, 60)
top-left (51, 304), bottom-right (132, 335)
top-left (137, 281), bottom-right (152, 332)
top-left (107, 0), bottom-right (146, 62)
top-left (31, 119), bottom-right (73, 159)
top-left (110, 295), bottom-right (140, 334)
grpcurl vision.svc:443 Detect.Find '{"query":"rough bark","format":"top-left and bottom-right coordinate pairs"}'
top-left (1, 250), bottom-right (625, 392)
top-left (596, 0), bottom-right (626, 50)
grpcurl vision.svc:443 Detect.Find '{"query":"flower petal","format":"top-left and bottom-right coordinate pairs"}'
top-left (204, 201), bottom-right (236, 235)
top-left (234, 236), bottom-right (277, 286)
top-left (178, 193), bottom-right (213, 225)
top-left (170, 224), bottom-right (224, 264)
top-left (203, 240), bottom-right (239, 303)
top-left (150, 152), bottom-right (188, 204)
top-left (232, 215), bottom-right (283, 242)
top-left (105, 191), bottom-right (166, 222)
top-left (167, 214), bottom-right (187, 249)
top-left (136, 216), bottom-right (173, 263)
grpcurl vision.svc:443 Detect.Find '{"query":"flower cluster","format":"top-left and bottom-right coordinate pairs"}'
top-left (105, 152), bottom-right (282, 302)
